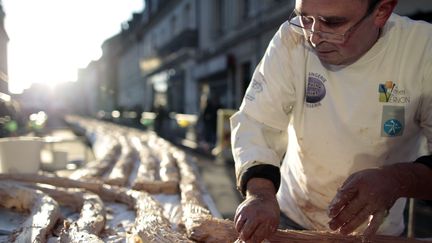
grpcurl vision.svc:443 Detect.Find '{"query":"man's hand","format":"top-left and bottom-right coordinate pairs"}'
top-left (235, 178), bottom-right (280, 243)
top-left (327, 166), bottom-right (402, 239)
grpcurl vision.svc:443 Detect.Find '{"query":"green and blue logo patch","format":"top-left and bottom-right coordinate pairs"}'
top-left (378, 81), bottom-right (395, 103)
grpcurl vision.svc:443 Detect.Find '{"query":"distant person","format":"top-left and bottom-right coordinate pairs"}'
top-left (154, 105), bottom-right (169, 138)
top-left (202, 96), bottom-right (222, 148)
top-left (133, 105), bottom-right (143, 127)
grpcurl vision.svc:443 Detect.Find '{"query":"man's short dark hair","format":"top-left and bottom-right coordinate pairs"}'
top-left (367, 0), bottom-right (381, 12)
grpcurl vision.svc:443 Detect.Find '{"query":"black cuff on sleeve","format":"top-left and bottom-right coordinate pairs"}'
top-left (414, 155), bottom-right (432, 170)
top-left (238, 164), bottom-right (281, 198)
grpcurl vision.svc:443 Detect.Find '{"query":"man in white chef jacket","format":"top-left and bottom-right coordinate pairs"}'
top-left (231, 0), bottom-right (432, 242)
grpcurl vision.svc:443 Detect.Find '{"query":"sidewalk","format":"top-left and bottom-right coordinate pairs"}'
top-left (186, 151), bottom-right (241, 220)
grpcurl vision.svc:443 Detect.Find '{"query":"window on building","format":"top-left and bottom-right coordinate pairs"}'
top-left (160, 28), bottom-right (165, 45)
top-left (215, 0), bottom-right (226, 34)
top-left (170, 15), bottom-right (177, 37)
top-left (150, 0), bottom-right (158, 14)
top-left (183, 3), bottom-right (191, 30)
top-left (242, 0), bottom-right (251, 19)
top-left (150, 33), bottom-right (156, 50)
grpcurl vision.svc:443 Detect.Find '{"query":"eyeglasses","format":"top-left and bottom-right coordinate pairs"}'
top-left (288, 7), bottom-right (375, 44)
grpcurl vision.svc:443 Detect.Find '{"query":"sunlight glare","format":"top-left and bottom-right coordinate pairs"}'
top-left (3, 0), bottom-right (144, 94)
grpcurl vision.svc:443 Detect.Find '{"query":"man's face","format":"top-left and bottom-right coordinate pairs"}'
top-left (296, 0), bottom-right (380, 65)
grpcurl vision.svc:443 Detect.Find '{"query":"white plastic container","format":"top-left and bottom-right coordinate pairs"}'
top-left (41, 150), bottom-right (68, 171)
top-left (0, 137), bottom-right (44, 173)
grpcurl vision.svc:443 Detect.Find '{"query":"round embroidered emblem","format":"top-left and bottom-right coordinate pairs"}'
top-left (383, 119), bottom-right (403, 136)
top-left (306, 77), bottom-right (326, 103)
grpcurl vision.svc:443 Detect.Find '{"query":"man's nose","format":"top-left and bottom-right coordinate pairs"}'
top-left (309, 21), bottom-right (324, 47)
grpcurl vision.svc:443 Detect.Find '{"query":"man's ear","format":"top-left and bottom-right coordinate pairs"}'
top-left (373, 0), bottom-right (398, 27)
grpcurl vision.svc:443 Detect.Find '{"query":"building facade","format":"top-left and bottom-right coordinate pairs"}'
top-left (78, 0), bottom-right (432, 115)
top-left (0, 0), bottom-right (9, 101)
top-left (195, 0), bottom-right (292, 111)
top-left (77, 0), bottom-right (294, 117)
top-left (139, 0), bottom-right (199, 114)
top-left (72, 0), bottom-right (432, 148)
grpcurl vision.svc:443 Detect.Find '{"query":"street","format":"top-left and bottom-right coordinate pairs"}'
top-left (2, 116), bottom-right (429, 241)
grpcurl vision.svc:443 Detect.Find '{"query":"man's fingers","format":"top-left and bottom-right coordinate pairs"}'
top-left (235, 214), bottom-right (247, 233)
top-left (239, 219), bottom-right (259, 241)
top-left (249, 223), bottom-right (273, 243)
top-left (269, 224), bottom-right (278, 234)
top-left (328, 197), bottom-right (366, 231)
top-left (328, 185), bottom-right (358, 217)
top-left (363, 210), bottom-right (387, 240)
top-left (338, 205), bottom-right (374, 235)
top-left (235, 202), bottom-right (247, 224)
top-left (234, 210), bottom-right (240, 224)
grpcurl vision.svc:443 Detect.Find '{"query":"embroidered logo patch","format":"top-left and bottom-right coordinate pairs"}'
top-left (306, 72), bottom-right (326, 107)
top-left (251, 79), bottom-right (263, 93)
top-left (378, 81), bottom-right (410, 104)
top-left (381, 105), bottom-right (404, 137)
top-left (383, 119), bottom-right (403, 136)
top-left (246, 72), bottom-right (266, 102)
top-left (378, 81), bottom-right (395, 102)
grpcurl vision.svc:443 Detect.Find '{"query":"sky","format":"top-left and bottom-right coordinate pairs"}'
top-left (2, 0), bottom-right (144, 94)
